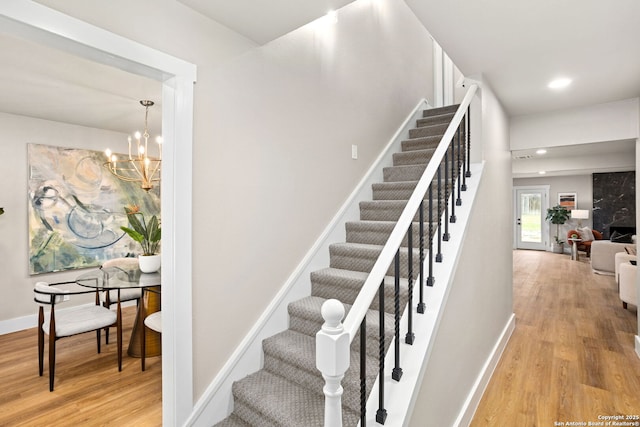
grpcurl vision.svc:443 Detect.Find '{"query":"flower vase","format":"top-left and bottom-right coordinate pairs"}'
top-left (138, 254), bottom-right (161, 273)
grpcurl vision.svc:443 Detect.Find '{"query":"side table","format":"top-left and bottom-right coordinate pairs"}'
top-left (568, 238), bottom-right (582, 261)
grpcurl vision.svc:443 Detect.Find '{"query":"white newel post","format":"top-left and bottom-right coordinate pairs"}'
top-left (316, 299), bottom-right (350, 427)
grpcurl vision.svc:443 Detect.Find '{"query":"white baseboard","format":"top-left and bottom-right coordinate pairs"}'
top-left (454, 313), bottom-right (516, 427)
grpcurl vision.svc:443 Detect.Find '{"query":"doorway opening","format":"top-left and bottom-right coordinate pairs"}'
top-left (514, 186), bottom-right (549, 251)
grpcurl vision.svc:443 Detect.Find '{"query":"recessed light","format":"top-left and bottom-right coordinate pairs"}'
top-left (548, 78), bottom-right (572, 89)
top-left (536, 149), bottom-right (547, 155)
top-left (539, 171), bottom-right (547, 175)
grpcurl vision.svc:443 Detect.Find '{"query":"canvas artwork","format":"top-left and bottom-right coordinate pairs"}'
top-left (27, 143), bottom-right (161, 274)
top-left (558, 192), bottom-right (576, 211)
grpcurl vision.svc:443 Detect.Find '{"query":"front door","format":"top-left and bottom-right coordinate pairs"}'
top-left (515, 187), bottom-right (548, 250)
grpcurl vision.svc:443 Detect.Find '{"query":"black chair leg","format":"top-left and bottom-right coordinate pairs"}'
top-left (49, 336), bottom-right (56, 392)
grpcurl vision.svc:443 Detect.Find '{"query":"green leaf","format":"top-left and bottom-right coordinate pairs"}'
top-left (120, 226), bottom-right (144, 243)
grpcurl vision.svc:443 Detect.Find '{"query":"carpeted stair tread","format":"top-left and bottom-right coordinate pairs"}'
top-left (408, 122), bottom-right (448, 139)
top-left (214, 414), bottom-right (251, 427)
top-left (346, 220), bottom-right (434, 247)
top-left (423, 104), bottom-right (459, 117)
top-left (416, 112), bottom-right (455, 128)
top-left (359, 200), bottom-right (443, 222)
top-left (401, 135), bottom-right (442, 152)
top-left (288, 295), bottom-right (397, 343)
top-left (308, 268), bottom-right (409, 315)
top-left (262, 329), bottom-right (384, 415)
top-left (372, 180), bottom-right (454, 200)
top-left (230, 370), bottom-right (359, 426)
top-left (383, 163), bottom-right (426, 182)
top-left (392, 148), bottom-right (436, 166)
top-left (329, 242), bottom-right (420, 278)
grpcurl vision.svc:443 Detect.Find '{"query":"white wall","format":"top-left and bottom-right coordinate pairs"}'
top-left (511, 98), bottom-right (640, 150)
top-left (0, 112), bottom-right (129, 324)
top-left (195, 0), bottom-right (434, 397)
top-left (514, 174), bottom-right (594, 247)
top-left (409, 81), bottom-right (514, 425)
top-left (28, 0), bottom-right (436, 402)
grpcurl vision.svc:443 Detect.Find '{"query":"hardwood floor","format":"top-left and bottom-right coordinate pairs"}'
top-left (3, 251), bottom-right (638, 426)
top-left (0, 306), bottom-right (162, 426)
top-left (471, 250), bottom-right (640, 426)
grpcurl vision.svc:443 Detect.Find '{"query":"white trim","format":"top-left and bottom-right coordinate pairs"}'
top-left (186, 99), bottom-right (432, 426)
top-left (453, 313), bottom-right (516, 427)
top-left (0, 3), bottom-right (196, 426)
top-left (443, 52), bottom-right (454, 106)
top-left (433, 41), bottom-right (444, 107)
top-left (636, 335), bottom-right (640, 359)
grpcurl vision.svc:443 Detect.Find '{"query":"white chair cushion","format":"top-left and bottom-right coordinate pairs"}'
top-left (43, 305), bottom-right (117, 338)
top-left (577, 226), bottom-right (595, 242)
top-left (34, 282), bottom-right (68, 305)
top-left (101, 258), bottom-right (139, 269)
top-left (144, 311), bottom-right (162, 333)
top-left (101, 288), bottom-right (142, 304)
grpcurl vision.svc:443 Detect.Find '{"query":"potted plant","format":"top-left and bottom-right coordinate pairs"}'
top-left (546, 205), bottom-right (570, 254)
top-left (121, 205), bottom-right (161, 273)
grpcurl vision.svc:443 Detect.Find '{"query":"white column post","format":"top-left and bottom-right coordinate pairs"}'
top-left (316, 299), bottom-right (351, 427)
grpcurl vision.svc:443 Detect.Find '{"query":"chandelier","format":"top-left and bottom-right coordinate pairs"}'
top-left (104, 100), bottom-right (161, 191)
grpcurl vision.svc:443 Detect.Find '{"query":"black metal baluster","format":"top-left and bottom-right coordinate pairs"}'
top-left (462, 109), bottom-right (469, 191)
top-left (376, 281), bottom-right (387, 424)
top-left (449, 139), bottom-right (456, 223)
top-left (418, 200), bottom-right (426, 312)
top-left (443, 149), bottom-right (450, 241)
top-left (427, 185), bottom-right (435, 286)
top-left (406, 223), bottom-right (415, 344)
top-left (465, 105), bottom-right (471, 179)
top-left (436, 165), bottom-right (443, 262)
top-left (392, 251), bottom-right (402, 382)
top-left (456, 125), bottom-right (463, 206)
top-left (360, 318), bottom-right (367, 427)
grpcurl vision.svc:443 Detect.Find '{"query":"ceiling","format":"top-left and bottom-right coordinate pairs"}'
top-left (0, 28), bottom-right (163, 136)
top-left (0, 0), bottom-right (638, 173)
top-left (404, 0), bottom-right (640, 117)
top-left (177, 0), bottom-right (357, 45)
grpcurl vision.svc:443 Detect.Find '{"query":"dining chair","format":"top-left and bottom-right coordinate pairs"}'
top-left (100, 257), bottom-right (142, 343)
top-left (140, 287), bottom-right (162, 371)
top-left (34, 281), bottom-right (122, 391)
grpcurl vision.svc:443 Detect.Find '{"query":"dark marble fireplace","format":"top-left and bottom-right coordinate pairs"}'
top-left (593, 171), bottom-right (636, 239)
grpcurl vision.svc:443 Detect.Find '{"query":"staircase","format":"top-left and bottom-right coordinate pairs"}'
top-left (216, 104), bottom-right (463, 427)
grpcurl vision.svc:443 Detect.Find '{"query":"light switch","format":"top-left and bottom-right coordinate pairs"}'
top-left (351, 144), bottom-right (358, 159)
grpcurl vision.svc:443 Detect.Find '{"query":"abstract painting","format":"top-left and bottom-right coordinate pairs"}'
top-left (28, 144), bottom-right (161, 274)
top-left (557, 192), bottom-right (576, 211)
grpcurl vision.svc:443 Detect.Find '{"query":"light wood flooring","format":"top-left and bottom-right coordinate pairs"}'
top-left (0, 306), bottom-right (162, 426)
top-left (471, 249), bottom-right (640, 426)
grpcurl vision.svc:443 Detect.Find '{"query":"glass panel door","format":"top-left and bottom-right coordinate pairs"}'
top-left (516, 188), bottom-right (547, 250)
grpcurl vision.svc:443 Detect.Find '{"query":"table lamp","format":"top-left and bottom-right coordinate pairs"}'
top-left (571, 209), bottom-right (589, 228)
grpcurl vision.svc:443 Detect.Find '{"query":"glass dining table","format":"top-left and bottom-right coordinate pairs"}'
top-left (76, 265), bottom-right (161, 358)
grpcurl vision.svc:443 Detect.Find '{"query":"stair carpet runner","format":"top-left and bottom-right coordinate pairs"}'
top-left (216, 105), bottom-right (463, 426)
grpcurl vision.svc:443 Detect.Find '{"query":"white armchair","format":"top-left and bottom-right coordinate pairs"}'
top-left (615, 251), bottom-right (636, 285)
top-left (34, 281), bottom-right (122, 391)
top-left (619, 261), bottom-right (637, 310)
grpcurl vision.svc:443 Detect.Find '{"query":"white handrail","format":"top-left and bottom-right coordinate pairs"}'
top-left (316, 84), bottom-right (479, 427)
top-left (341, 84), bottom-right (478, 338)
